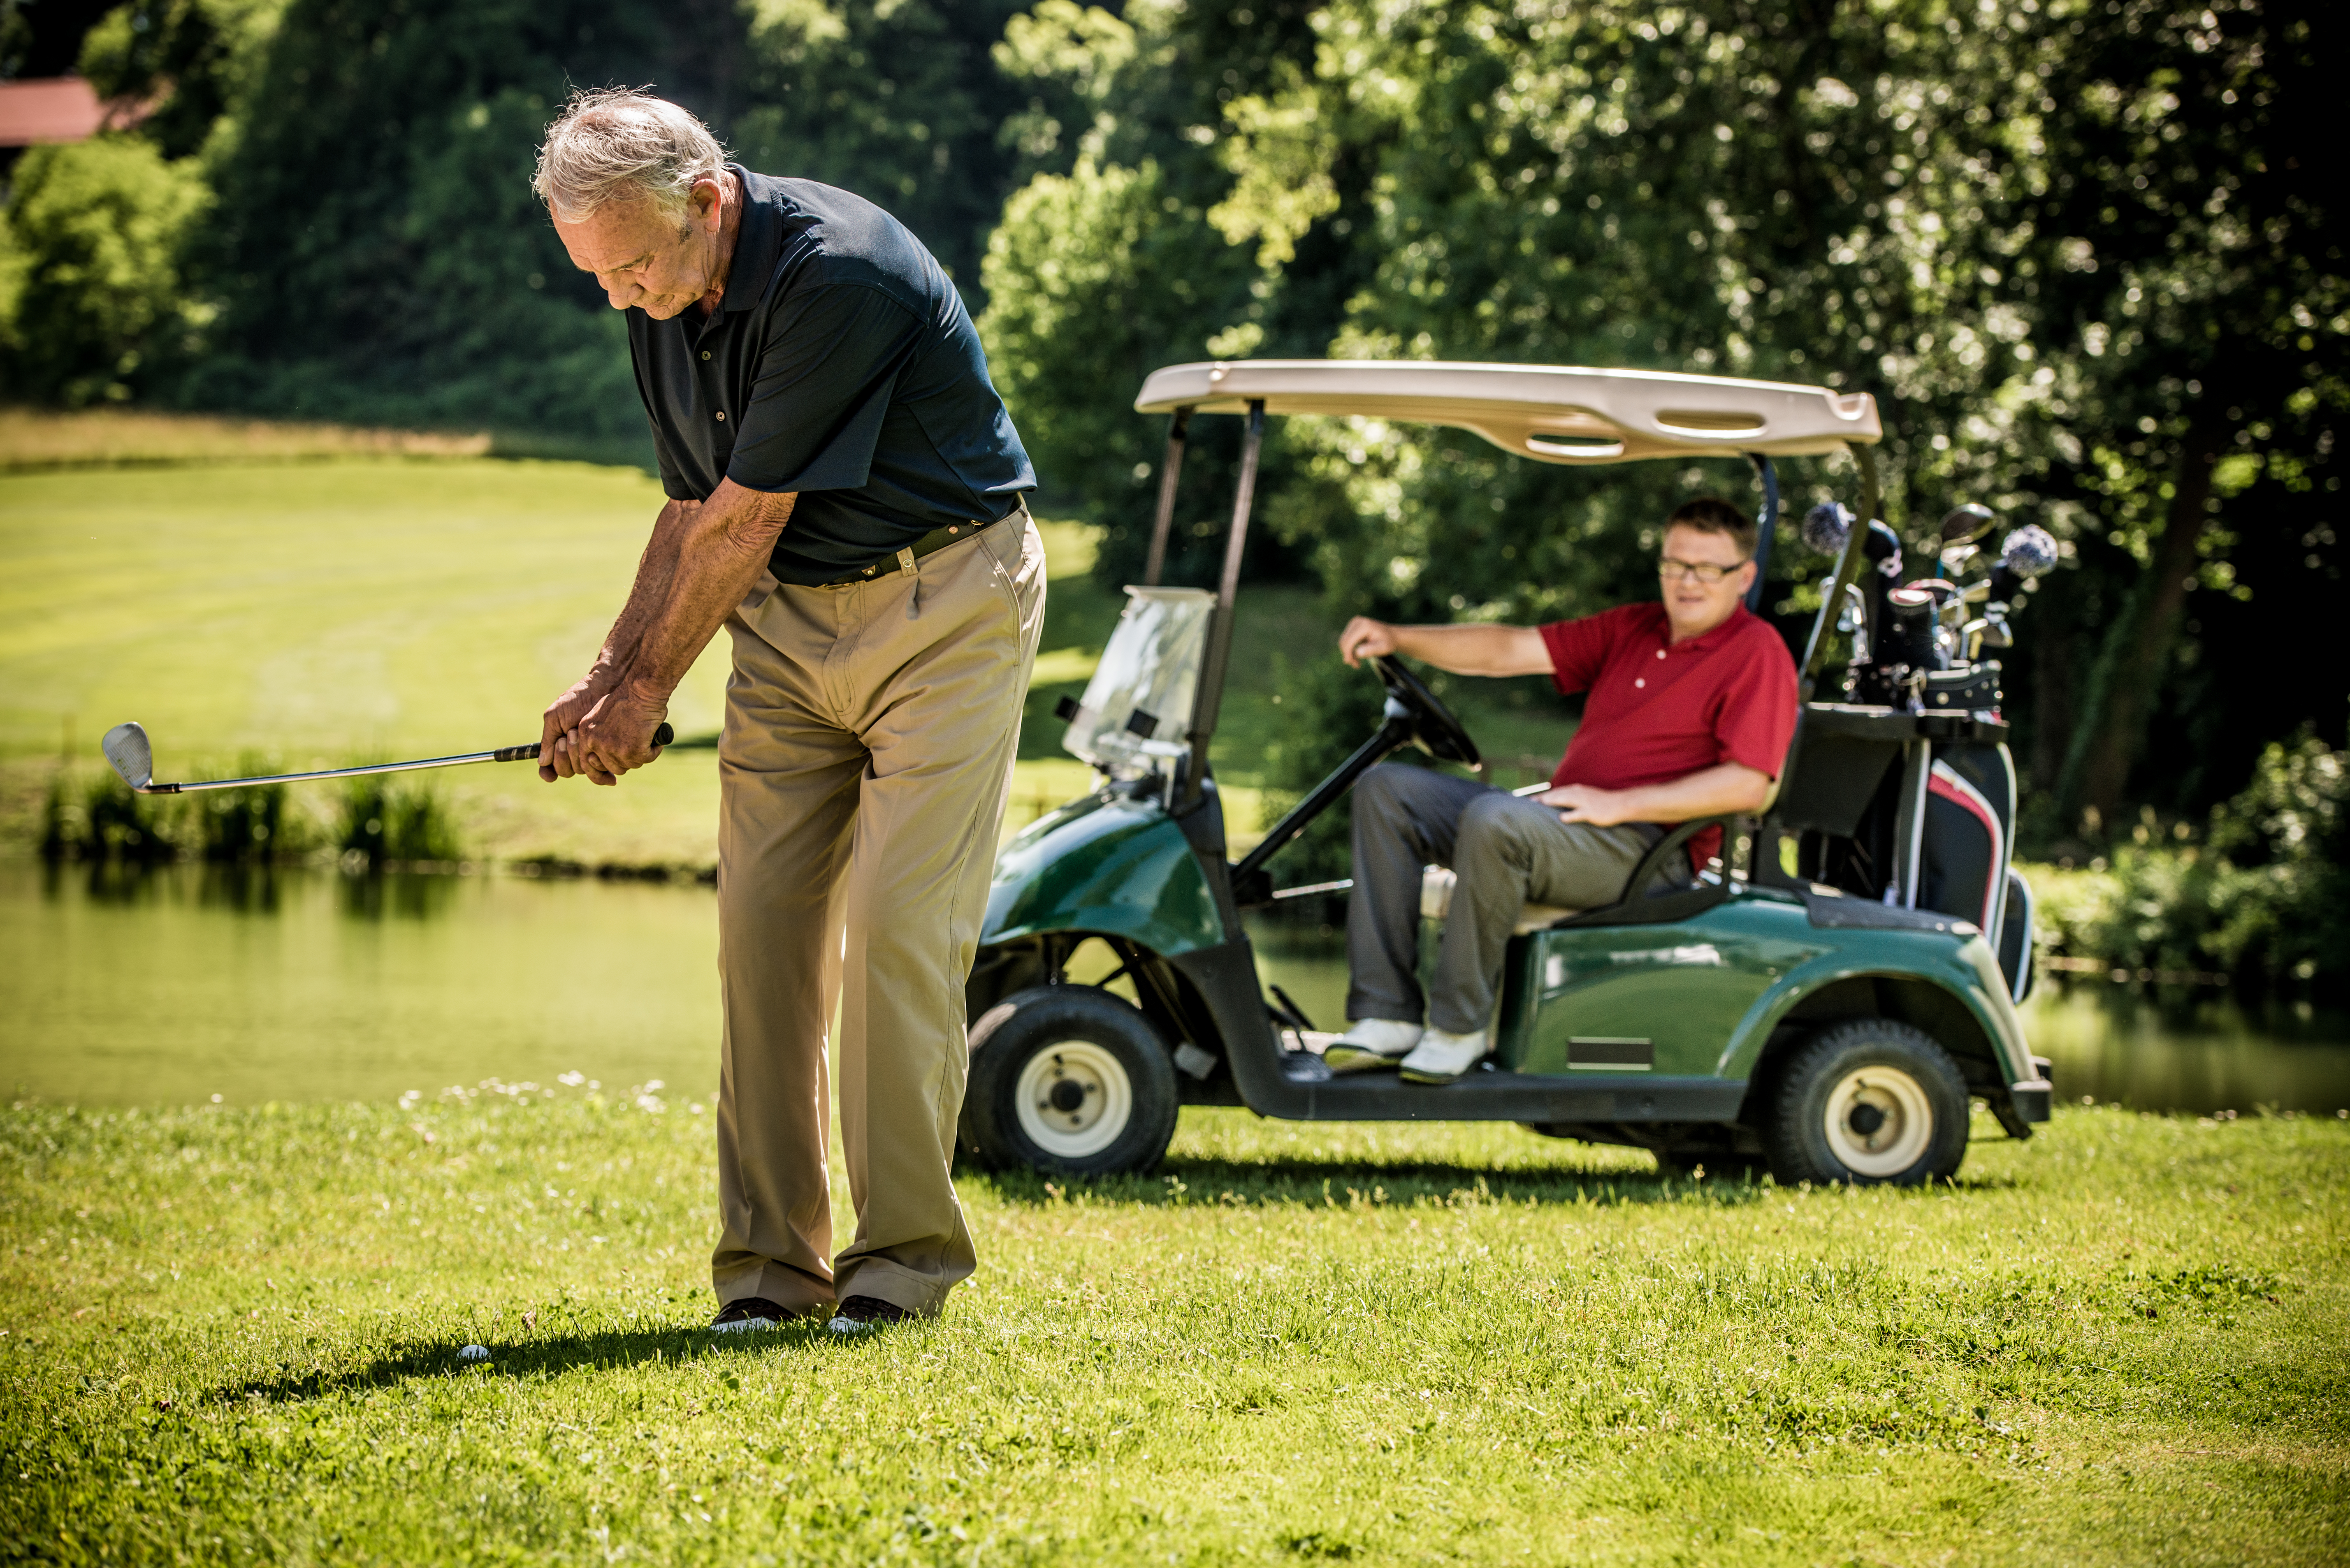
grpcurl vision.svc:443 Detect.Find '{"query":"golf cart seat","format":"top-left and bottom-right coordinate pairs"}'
top-left (1419, 866), bottom-right (1581, 934)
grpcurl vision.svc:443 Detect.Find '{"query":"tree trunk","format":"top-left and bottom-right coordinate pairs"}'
top-left (2063, 418), bottom-right (2223, 827)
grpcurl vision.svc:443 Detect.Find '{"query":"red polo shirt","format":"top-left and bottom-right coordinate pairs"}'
top-left (1538, 602), bottom-right (1798, 868)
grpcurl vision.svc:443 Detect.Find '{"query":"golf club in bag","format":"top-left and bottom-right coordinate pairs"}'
top-left (100, 721), bottom-right (674, 795)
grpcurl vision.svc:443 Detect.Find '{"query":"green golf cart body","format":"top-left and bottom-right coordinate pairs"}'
top-left (960, 360), bottom-right (2052, 1184)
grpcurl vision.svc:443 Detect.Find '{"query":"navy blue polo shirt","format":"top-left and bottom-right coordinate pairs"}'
top-left (626, 166), bottom-right (1035, 586)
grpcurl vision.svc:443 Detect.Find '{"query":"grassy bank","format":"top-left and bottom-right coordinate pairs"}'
top-left (2, 1096), bottom-right (2344, 1564)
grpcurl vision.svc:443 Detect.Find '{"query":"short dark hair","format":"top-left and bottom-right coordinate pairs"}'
top-left (1665, 496), bottom-right (1757, 561)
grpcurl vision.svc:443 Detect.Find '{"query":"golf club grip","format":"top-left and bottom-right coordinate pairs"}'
top-left (492, 723), bottom-right (674, 764)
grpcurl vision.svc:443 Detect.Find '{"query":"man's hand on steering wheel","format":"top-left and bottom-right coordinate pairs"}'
top-left (1338, 616), bottom-right (1398, 668)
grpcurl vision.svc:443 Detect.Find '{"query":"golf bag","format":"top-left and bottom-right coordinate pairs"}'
top-left (1760, 505), bottom-right (2051, 1007)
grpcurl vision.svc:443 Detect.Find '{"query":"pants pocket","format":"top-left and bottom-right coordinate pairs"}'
top-left (983, 514), bottom-right (1044, 627)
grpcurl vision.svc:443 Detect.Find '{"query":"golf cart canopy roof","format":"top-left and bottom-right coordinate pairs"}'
top-left (1133, 360), bottom-right (1881, 465)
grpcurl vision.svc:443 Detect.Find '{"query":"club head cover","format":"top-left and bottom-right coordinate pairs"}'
top-left (2000, 524), bottom-right (2058, 578)
top-left (1801, 501), bottom-right (1854, 556)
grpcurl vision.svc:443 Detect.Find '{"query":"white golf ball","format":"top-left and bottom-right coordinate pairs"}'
top-left (459, 1344), bottom-right (490, 1362)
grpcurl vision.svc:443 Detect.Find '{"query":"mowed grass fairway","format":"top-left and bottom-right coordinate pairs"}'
top-left (0, 456), bottom-right (1130, 865)
top-left (0, 440), bottom-right (1581, 865)
top-left (2, 1098), bottom-right (2344, 1565)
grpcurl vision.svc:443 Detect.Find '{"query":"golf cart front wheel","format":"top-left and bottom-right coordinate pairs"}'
top-left (960, 985), bottom-right (1180, 1177)
top-left (1763, 1018), bottom-right (1968, 1187)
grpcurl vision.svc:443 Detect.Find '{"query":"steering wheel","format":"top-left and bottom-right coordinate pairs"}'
top-left (1368, 655), bottom-right (1482, 767)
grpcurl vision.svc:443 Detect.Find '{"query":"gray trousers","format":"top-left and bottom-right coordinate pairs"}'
top-left (1346, 763), bottom-right (1664, 1035)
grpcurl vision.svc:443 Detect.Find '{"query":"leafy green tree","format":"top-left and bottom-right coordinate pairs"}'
top-left (74, 0), bottom-right (284, 159)
top-left (731, 0), bottom-right (1031, 302)
top-left (2014, 1), bottom-right (2341, 833)
top-left (1198, 0), bottom-right (2342, 847)
top-left (179, 0), bottom-right (678, 445)
top-left (977, 1), bottom-right (1343, 586)
top-left (0, 134), bottom-right (210, 403)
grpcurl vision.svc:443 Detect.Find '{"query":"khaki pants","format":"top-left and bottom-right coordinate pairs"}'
top-left (711, 510), bottom-right (1044, 1317)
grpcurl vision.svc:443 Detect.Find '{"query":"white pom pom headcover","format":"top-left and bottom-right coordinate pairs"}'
top-left (1801, 501), bottom-right (1854, 556)
top-left (2000, 524), bottom-right (2058, 577)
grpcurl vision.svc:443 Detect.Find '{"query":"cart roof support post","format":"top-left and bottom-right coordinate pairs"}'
top-left (1799, 441), bottom-right (1881, 698)
top-left (1181, 398), bottom-right (1264, 812)
top-left (1743, 453), bottom-right (1779, 616)
top-left (1143, 407), bottom-right (1191, 588)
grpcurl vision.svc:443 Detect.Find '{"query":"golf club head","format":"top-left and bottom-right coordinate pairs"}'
top-left (1939, 502), bottom-right (1997, 546)
top-left (102, 722), bottom-right (155, 792)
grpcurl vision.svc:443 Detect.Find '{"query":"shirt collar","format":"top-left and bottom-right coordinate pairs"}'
top-left (718, 164), bottom-right (779, 316)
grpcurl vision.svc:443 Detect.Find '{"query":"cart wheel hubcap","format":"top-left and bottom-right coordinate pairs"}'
top-left (1014, 1041), bottom-right (1133, 1158)
top-left (1823, 1065), bottom-right (1933, 1177)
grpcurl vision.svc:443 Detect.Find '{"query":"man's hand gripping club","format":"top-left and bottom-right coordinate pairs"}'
top-left (540, 482), bottom-right (799, 786)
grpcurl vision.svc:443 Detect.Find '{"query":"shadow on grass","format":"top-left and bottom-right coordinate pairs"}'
top-left (966, 1153), bottom-right (1777, 1211)
top-left (213, 1318), bottom-right (857, 1406)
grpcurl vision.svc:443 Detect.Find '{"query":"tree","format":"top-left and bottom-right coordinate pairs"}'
top-left (976, 0), bottom-right (1344, 586)
top-left (731, 0), bottom-right (1032, 305)
top-left (1200, 0), bottom-right (2343, 844)
top-left (0, 134), bottom-right (209, 403)
top-left (2025, 0), bottom-right (2343, 831)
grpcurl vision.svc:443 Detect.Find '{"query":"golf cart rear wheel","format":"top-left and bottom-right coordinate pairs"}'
top-left (960, 985), bottom-right (1180, 1177)
top-left (1764, 1018), bottom-right (1968, 1187)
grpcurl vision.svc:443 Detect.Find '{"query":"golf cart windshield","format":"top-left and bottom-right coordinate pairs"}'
top-left (1062, 586), bottom-right (1216, 778)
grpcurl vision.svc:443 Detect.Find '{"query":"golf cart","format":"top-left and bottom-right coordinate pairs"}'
top-left (960, 361), bottom-right (2053, 1186)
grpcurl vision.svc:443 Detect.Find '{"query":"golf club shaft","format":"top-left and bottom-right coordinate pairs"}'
top-left (140, 724), bottom-right (674, 794)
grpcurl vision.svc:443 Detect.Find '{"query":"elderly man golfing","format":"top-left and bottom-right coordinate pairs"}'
top-left (529, 90), bottom-right (1042, 1335)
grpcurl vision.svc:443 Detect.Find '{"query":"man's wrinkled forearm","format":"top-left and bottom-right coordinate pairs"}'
top-left (592, 498), bottom-right (694, 681)
top-left (613, 482), bottom-right (796, 699)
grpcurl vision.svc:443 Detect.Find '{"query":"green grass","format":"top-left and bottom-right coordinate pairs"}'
top-left (5, 452), bottom-right (1457, 863)
top-left (3, 1098), bottom-right (2344, 1564)
top-left (0, 458), bottom-right (1145, 864)
top-left (0, 422), bottom-right (1609, 868)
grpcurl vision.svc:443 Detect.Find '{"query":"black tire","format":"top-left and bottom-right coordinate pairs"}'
top-left (1763, 1017), bottom-right (1969, 1187)
top-left (960, 985), bottom-right (1180, 1177)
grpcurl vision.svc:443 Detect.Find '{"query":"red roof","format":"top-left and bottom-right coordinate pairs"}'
top-left (0, 77), bottom-right (150, 148)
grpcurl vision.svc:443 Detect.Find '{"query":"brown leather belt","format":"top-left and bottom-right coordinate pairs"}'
top-left (812, 502), bottom-right (1026, 588)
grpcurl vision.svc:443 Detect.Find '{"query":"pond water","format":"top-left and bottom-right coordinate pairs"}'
top-left (4, 862), bottom-right (2345, 1117)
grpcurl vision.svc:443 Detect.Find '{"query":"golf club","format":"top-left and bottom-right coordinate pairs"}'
top-left (100, 721), bottom-right (673, 795)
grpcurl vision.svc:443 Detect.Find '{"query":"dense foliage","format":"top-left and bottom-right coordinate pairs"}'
top-left (2, 0), bottom-right (1028, 454)
top-left (2044, 733), bottom-right (2350, 992)
top-left (1180, 0), bottom-right (2343, 850)
top-left (0, 134), bottom-right (208, 404)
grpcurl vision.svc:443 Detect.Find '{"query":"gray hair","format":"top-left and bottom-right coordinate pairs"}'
top-left (532, 88), bottom-right (728, 223)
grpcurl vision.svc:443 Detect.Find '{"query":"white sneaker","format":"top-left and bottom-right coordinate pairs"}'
top-left (1322, 1018), bottom-right (1424, 1075)
top-left (1398, 1026), bottom-right (1490, 1085)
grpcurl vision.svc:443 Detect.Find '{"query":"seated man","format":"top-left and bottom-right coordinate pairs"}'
top-left (1325, 496), bottom-right (1799, 1085)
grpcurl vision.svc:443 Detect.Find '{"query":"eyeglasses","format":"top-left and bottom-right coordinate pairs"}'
top-left (1658, 556), bottom-right (1749, 585)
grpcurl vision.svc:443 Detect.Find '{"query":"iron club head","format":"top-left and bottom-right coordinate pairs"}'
top-left (102, 722), bottom-right (156, 792)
